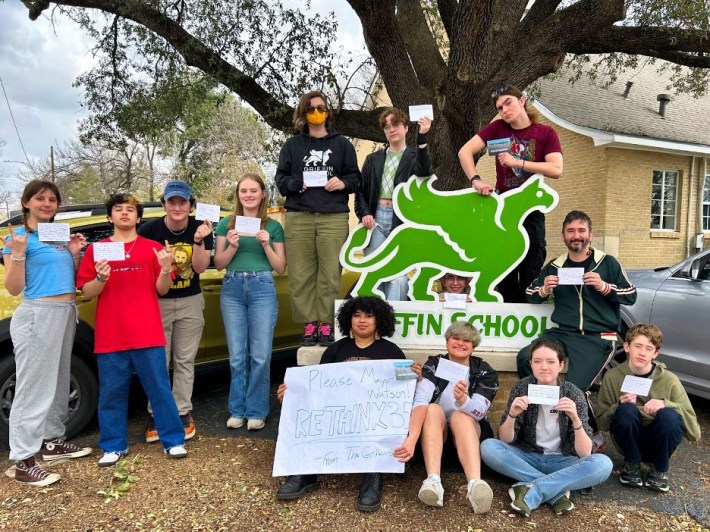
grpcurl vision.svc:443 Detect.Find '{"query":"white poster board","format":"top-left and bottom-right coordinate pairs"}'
top-left (273, 360), bottom-right (415, 476)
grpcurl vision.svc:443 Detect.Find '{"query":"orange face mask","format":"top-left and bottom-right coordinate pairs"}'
top-left (306, 109), bottom-right (327, 126)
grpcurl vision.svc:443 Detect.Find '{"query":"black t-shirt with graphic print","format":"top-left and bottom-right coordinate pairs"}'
top-left (138, 216), bottom-right (214, 298)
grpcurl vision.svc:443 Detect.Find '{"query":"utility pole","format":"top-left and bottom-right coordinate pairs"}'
top-left (50, 145), bottom-right (55, 182)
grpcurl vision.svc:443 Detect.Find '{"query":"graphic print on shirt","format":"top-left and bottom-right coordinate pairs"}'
top-left (505, 138), bottom-right (537, 189)
top-left (170, 242), bottom-right (194, 281)
top-left (302, 148), bottom-right (334, 177)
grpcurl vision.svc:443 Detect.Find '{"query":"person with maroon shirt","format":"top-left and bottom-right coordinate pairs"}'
top-left (458, 85), bottom-right (563, 303)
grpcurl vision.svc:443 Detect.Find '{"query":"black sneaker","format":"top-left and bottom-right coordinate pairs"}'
top-left (41, 438), bottom-right (92, 461)
top-left (276, 474), bottom-right (320, 500)
top-left (181, 413), bottom-right (196, 440)
top-left (300, 322), bottom-right (319, 346)
top-left (356, 473), bottom-right (383, 512)
top-left (145, 415), bottom-right (159, 443)
top-left (619, 462), bottom-right (643, 488)
top-left (317, 322), bottom-right (335, 346)
top-left (646, 466), bottom-right (670, 492)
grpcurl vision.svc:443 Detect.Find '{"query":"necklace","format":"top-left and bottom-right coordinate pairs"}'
top-left (125, 237), bottom-right (139, 259)
top-left (511, 124), bottom-right (533, 144)
top-left (163, 216), bottom-right (188, 236)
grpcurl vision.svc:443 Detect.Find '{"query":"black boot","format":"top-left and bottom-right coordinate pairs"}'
top-left (276, 474), bottom-right (320, 500)
top-left (356, 473), bottom-right (383, 512)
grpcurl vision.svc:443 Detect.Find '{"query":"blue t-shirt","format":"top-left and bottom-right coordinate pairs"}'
top-left (3, 227), bottom-right (75, 298)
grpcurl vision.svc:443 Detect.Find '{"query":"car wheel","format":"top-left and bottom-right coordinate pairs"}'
top-left (0, 354), bottom-right (98, 443)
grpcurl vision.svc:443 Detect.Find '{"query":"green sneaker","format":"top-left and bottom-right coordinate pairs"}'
top-left (646, 466), bottom-right (670, 492)
top-left (508, 484), bottom-right (531, 518)
top-left (619, 462), bottom-right (643, 488)
top-left (551, 492), bottom-right (575, 516)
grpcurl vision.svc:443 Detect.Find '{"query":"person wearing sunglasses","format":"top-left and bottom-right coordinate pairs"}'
top-left (275, 90), bottom-right (361, 347)
top-left (354, 107), bottom-right (433, 301)
top-left (457, 84), bottom-right (563, 303)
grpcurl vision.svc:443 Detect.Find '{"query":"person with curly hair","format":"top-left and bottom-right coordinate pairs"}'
top-left (275, 296), bottom-right (413, 512)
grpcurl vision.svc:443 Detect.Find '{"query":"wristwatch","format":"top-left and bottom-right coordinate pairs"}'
top-left (96, 274), bottom-right (106, 283)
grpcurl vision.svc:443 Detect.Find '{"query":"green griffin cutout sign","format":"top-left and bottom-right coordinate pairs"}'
top-left (340, 174), bottom-right (559, 302)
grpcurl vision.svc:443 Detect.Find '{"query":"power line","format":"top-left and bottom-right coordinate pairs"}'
top-left (0, 70), bottom-right (30, 164)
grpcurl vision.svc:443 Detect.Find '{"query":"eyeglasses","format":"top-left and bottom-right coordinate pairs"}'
top-left (307, 105), bottom-right (328, 113)
top-left (443, 274), bottom-right (468, 282)
top-left (383, 123), bottom-right (404, 131)
top-left (490, 84), bottom-right (511, 100)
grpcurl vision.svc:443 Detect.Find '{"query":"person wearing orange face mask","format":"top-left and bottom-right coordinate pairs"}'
top-left (275, 90), bottom-right (361, 347)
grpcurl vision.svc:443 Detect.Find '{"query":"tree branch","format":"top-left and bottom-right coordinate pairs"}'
top-left (346, 0), bottom-right (425, 105)
top-left (570, 25), bottom-right (710, 57)
top-left (436, 0), bottom-right (457, 43)
top-left (397, 0), bottom-right (447, 90)
top-left (25, 0), bottom-right (297, 131)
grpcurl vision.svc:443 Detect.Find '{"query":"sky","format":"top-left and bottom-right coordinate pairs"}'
top-left (0, 1), bottom-right (365, 198)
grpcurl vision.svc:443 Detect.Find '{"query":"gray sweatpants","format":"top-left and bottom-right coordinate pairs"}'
top-left (9, 299), bottom-right (77, 461)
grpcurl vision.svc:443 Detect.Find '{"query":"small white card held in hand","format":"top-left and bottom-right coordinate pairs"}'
top-left (303, 170), bottom-right (328, 187)
top-left (38, 223), bottom-right (70, 242)
top-left (408, 104), bottom-right (434, 122)
top-left (443, 292), bottom-right (467, 310)
top-left (93, 242), bottom-right (125, 262)
top-left (557, 267), bottom-right (584, 285)
top-left (235, 216), bottom-right (261, 236)
top-left (195, 202), bottom-right (221, 223)
top-left (434, 358), bottom-right (469, 383)
top-left (527, 384), bottom-right (560, 405)
top-left (620, 375), bottom-right (653, 397)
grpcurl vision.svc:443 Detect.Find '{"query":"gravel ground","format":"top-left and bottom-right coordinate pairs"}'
top-left (1, 435), bottom-right (707, 531)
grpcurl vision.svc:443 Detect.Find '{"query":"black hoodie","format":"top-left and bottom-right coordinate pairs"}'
top-left (274, 131), bottom-right (361, 213)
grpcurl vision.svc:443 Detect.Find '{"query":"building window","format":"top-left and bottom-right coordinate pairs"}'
top-left (704, 173), bottom-right (710, 231)
top-left (651, 170), bottom-right (679, 230)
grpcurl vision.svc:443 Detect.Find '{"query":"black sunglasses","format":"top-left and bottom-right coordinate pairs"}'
top-left (307, 105), bottom-right (328, 113)
top-left (490, 85), bottom-right (511, 100)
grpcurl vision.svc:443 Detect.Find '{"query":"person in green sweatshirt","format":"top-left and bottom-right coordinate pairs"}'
top-left (596, 323), bottom-right (701, 492)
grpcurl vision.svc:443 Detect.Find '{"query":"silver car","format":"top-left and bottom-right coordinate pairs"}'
top-left (620, 248), bottom-right (710, 399)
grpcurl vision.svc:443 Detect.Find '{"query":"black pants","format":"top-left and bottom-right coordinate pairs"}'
top-left (610, 403), bottom-right (685, 472)
top-left (497, 210), bottom-right (546, 303)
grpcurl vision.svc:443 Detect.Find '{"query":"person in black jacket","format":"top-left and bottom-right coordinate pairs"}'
top-left (275, 90), bottom-right (361, 347)
top-left (355, 107), bottom-right (432, 300)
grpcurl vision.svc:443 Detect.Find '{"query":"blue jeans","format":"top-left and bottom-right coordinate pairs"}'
top-left (97, 347), bottom-right (184, 452)
top-left (364, 205), bottom-right (408, 300)
top-left (610, 402), bottom-right (685, 472)
top-left (221, 271), bottom-right (278, 421)
top-left (481, 439), bottom-right (612, 509)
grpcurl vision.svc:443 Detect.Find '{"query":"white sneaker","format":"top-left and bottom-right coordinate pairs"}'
top-left (418, 477), bottom-right (444, 507)
top-left (226, 417), bottom-right (245, 429)
top-left (247, 419), bottom-right (265, 431)
top-left (467, 479), bottom-right (493, 514)
top-left (98, 452), bottom-right (126, 468)
top-left (165, 445), bottom-right (187, 459)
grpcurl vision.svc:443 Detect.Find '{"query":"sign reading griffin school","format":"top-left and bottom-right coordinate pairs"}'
top-left (338, 173), bottom-right (559, 348)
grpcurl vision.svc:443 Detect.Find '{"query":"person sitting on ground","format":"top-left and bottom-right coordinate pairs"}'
top-left (480, 339), bottom-right (613, 518)
top-left (394, 321), bottom-right (498, 514)
top-left (595, 324), bottom-right (700, 492)
top-left (436, 272), bottom-right (472, 302)
top-left (275, 296), bottom-right (419, 512)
